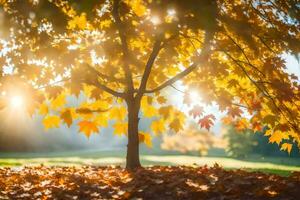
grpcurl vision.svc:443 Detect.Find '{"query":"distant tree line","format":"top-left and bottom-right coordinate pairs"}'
top-left (224, 126), bottom-right (300, 158)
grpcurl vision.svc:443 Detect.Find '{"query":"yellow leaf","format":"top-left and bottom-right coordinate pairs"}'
top-left (151, 119), bottom-right (165, 135)
top-left (113, 122), bottom-right (128, 136)
top-left (94, 114), bottom-right (109, 127)
top-left (280, 143), bottom-right (292, 154)
top-left (169, 118), bottom-right (183, 133)
top-left (166, 66), bottom-right (179, 76)
top-left (90, 100), bottom-right (110, 110)
top-left (139, 132), bottom-right (152, 147)
top-left (156, 96), bottom-right (167, 104)
top-left (264, 129), bottom-right (272, 136)
top-left (159, 106), bottom-right (173, 119)
top-left (51, 93), bottom-right (66, 110)
top-left (68, 13), bottom-right (88, 30)
top-left (43, 115), bottom-right (60, 130)
top-left (83, 84), bottom-right (94, 98)
top-left (39, 103), bottom-right (48, 115)
top-left (78, 120), bottom-right (99, 138)
top-left (109, 106), bottom-right (127, 120)
top-left (142, 104), bottom-right (157, 118)
top-left (127, 0), bottom-right (146, 17)
top-left (60, 109), bottom-right (73, 127)
top-left (100, 19), bottom-right (112, 29)
top-left (269, 131), bottom-right (289, 145)
top-left (141, 96), bottom-right (157, 118)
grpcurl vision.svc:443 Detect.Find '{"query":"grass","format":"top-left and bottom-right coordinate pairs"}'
top-left (0, 150), bottom-right (299, 176)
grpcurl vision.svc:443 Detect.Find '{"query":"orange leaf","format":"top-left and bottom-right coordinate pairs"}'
top-left (280, 143), bottom-right (292, 154)
top-left (78, 120), bottom-right (99, 137)
top-left (227, 107), bottom-right (243, 118)
top-left (60, 109), bottom-right (73, 127)
top-left (198, 114), bottom-right (215, 130)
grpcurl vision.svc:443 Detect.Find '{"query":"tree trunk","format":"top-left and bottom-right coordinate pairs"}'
top-left (126, 98), bottom-right (141, 170)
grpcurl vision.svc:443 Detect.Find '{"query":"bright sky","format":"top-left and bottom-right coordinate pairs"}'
top-left (282, 53), bottom-right (300, 78)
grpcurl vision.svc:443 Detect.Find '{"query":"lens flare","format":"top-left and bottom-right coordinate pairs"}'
top-left (150, 16), bottom-right (161, 25)
top-left (190, 90), bottom-right (201, 100)
top-left (167, 8), bottom-right (176, 17)
top-left (10, 96), bottom-right (24, 108)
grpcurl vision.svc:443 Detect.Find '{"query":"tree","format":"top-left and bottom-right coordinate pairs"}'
top-left (223, 126), bottom-right (257, 158)
top-left (0, 0), bottom-right (299, 170)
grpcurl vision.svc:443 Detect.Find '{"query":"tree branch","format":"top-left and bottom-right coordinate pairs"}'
top-left (36, 77), bottom-right (71, 90)
top-left (137, 39), bottom-right (163, 96)
top-left (86, 79), bottom-right (125, 98)
top-left (85, 64), bottom-right (126, 84)
top-left (145, 63), bottom-right (198, 93)
top-left (112, 0), bottom-right (134, 92)
top-left (144, 31), bottom-right (214, 94)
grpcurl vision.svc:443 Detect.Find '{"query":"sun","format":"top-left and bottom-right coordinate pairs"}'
top-left (150, 16), bottom-right (161, 25)
top-left (10, 95), bottom-right (24, 108)
top-left (189, 90), bottom-right (201, 100)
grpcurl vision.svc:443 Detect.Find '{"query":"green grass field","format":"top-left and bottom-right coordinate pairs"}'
top-left (0, 150), bottom-right (299, 176)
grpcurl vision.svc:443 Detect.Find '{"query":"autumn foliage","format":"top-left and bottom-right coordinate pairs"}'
top-left (0, 0), bottom-right (299, 168)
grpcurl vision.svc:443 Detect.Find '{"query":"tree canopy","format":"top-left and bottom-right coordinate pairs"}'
top-left (0, 0), bottom-right (299, 168)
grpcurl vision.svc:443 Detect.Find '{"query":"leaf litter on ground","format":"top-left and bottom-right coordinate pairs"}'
top-left (0, 164), bottom-right (299, 199)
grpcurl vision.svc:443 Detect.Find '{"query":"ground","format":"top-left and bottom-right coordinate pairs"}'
top-left (1, 151), bottom-right (300, 199)
top-left (0, 165), bottom-right (300, 199)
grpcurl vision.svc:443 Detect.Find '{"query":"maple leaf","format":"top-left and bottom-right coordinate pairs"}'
top-left (227, 79), bottom-right (239, 88)
top-left (151, 119), bottom-right (166, 135)
top-left (90, 87), bottom-right (103, 100)
top-left (109, 107), bottom-right (127, 121)
top-left (43, 115), bottom-right (60, 130)
top-left (141, 96), bottom-right (158, 117)
top-left (252, 122), bottom-right (262, 132)
top-left (269, 130), bottom-right (289, 145)
top-left (113, 122), bottom-right (128, 136)
top-left (169, 118), bottom-right (184, 132)
top-left (156, 96), bottom-right (167, 104)
top-left (280, 143), bottom-right (292, 154)
top-left (94, 114), bottom-right (109, 127)
top-left (78, 120), bottom-right (99, 137)
top-left (158, 106), bottom-right (173, 119)
top-left (227, 107), bottom-right (243, 118)
top-left (222, 116), bottom-right (233, 125)
top-left (189, 105), bottom-right (204, 119)
top-left (139, 132), bottom-right (152, 147)
top-left (234, 118), bottom-right (249, 132)
top-left (68, 13), bottom-right (88, 30)
top-left (198, 114), bottom-right (215, 130)
top-left (249, 99), bottom-right (261, 111)
top-left (46, 86), bottom-right (64, 99)
top-left (39, 103), bottom-right (48, 115)
top-left (60, 109), bottom-right (73, 127)
top-left (51, 93), bottom-right (66, 110)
